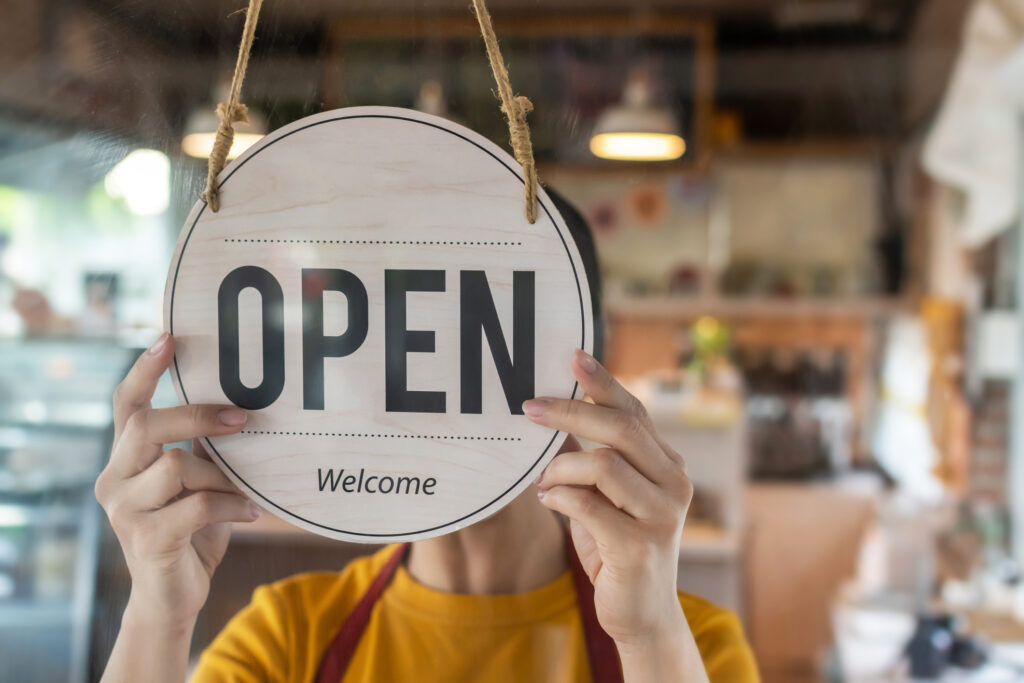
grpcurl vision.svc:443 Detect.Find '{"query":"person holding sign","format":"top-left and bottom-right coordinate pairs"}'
top-left (95, 196), bottom-right (758, 682)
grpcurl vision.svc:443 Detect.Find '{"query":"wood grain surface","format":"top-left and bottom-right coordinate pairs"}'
top-left (164, 107), bottom-right (593, 542)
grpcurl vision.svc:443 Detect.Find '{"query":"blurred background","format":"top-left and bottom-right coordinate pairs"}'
top-left (3, 0), bottom-right (1024, 680)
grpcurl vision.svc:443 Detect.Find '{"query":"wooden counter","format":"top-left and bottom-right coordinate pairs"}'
top-left (744, 480), bottom-right (880, 682)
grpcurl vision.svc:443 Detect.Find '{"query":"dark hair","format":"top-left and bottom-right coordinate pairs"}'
top-left (545, 187), bottom-right (604, 362)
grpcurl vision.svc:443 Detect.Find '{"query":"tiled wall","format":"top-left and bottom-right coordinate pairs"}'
top-left (970, 380), bottom-right (1010, 505)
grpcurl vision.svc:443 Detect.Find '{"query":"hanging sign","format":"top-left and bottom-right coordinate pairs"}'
top-left (164, 106), bottom-right (594, 542)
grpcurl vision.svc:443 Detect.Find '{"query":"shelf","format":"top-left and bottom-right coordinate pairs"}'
top-left (234, 512), bottom-right (743, 561)
top-left (679, 524), bottom-right (741, 560)
top-left (606, 295), bottom-right (911, 320)
top-left (0, 504), bottom-right (86, 528)
top-left (0, 602), bottom-right (72, 627)
top-left (0, 400), bottom-right (113, 431)
top-left (713, 139), bottom-right (899, 160)
top-left (232, 512), bottom-right (329, 542)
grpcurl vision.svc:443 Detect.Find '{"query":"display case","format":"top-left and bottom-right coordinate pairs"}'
top-left (0, 338), bottom-right (134, 683)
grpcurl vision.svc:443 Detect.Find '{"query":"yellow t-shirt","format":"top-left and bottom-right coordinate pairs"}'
top-left (193, 545), bottom-right (759, 682)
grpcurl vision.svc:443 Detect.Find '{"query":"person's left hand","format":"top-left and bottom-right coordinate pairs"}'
top-left (524, 349), bottom-right (693, 648)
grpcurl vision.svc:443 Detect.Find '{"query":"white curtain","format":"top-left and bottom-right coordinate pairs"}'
top-left (923, 0), bottom-right (1024, 247)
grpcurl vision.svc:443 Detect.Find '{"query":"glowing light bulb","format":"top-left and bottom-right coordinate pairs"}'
top-left (103, 149), bottom-right (170, 216)
top-left (589, 133), bottom-right (686, 161)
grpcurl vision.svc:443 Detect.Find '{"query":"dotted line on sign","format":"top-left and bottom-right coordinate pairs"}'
top-left (239, 431), bottom-right (522, 441)
top-left (224, 239), bottom-right (523, 246)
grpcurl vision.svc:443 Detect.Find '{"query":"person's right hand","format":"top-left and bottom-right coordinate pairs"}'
top-left (94, 332), bottom-right (260, 628)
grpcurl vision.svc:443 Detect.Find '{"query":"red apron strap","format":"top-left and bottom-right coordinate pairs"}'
top-left (315, 529), bottom-right (623, 683)
top-left (564, 527), bottom-right (624, 683)
top-left (314, 543), bottom-right (410, 683)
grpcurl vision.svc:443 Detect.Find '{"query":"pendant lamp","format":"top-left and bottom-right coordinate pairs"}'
top-left (589, 69), bottom-right (685, 162)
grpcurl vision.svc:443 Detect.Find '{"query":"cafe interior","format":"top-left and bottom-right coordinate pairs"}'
top-left (4, 0), bottom-right (1024, 680)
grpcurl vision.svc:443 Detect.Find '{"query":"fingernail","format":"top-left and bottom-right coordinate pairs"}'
top-left (148, 332), bottom-right (169, 355)
top-left (248, 503), bottom-right (261, 519)
top-left (576, 349), bottom-right (597, 374)
top-left (534, 470), bottom-right (545, 486)
top-left (522, 398), bottom-right (551, 418)
top-left (219, 408), bottom-right (247, 426)
top-left (537, 489), bottom-right (546, 500)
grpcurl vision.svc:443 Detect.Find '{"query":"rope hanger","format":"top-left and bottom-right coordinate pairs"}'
top-left (203, 0), bottom-right (263, 214)
top-left (203, 0), bottom-right (539, 223)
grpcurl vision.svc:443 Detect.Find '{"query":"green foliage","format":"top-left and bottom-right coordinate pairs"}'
top-left (0, 186), bottom-right (21, 235)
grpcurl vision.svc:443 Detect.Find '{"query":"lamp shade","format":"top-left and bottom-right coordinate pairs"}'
top-left (589, 71), bottom-right (685, 162)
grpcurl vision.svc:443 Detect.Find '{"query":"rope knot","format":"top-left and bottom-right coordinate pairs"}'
top-left (503, 95), bottom-right (537, 224)
top-left (504, 96), bottom-right (534, 161)
top-left (203, 0), bottom-right (264, 213)
top-left (217, 101), bottom-right (251, 126)
top-left (471, 0), bottom-right (538, 224)
top-left (203, 102), bottom-right (253, 212)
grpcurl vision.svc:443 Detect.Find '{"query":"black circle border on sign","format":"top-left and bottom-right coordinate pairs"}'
top-left (169, 111), bottom-right (589, 538)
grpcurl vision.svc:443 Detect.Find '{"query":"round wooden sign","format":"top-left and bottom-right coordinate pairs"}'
top-left (164, 106), bottom-right (593, 542)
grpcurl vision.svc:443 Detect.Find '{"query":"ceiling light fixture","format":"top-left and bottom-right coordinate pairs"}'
top-left (590, 68), bottom-right (685, 162)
